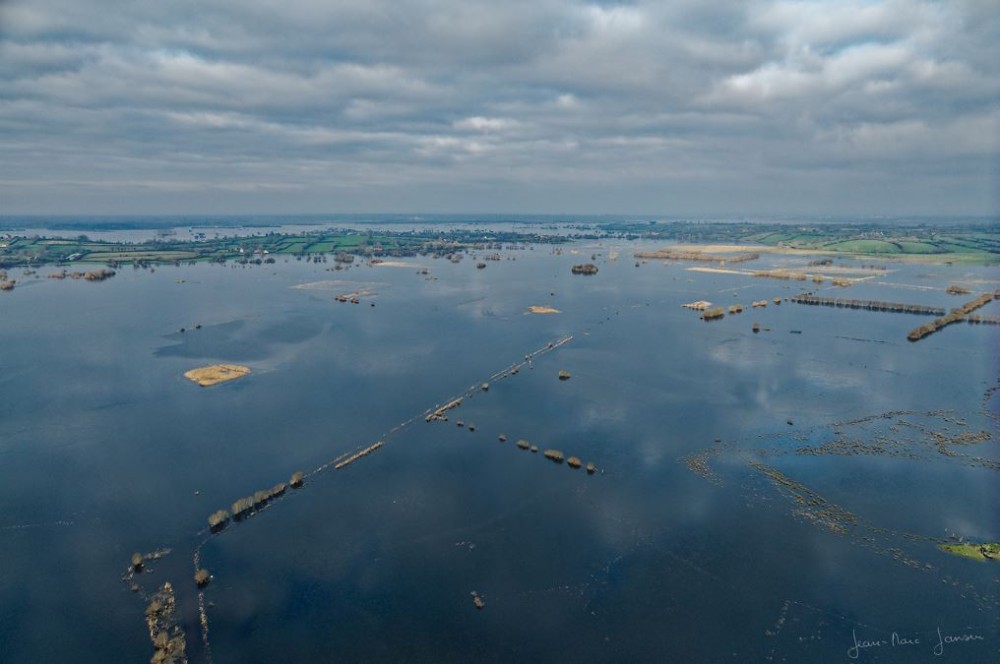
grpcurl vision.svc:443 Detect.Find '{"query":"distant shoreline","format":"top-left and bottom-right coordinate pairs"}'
top-left (1, 213), bottom-right (997, 232)
top-left (2, 220), bottom-right (998, 268)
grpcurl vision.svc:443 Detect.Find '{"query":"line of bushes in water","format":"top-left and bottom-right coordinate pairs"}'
top-left (426, 397), bottom-right (462, 422)
top-left (48, 268), bottom-right (117, 281)
top-left (752, 270), bottom-right (853, 286)
top-left (965, 314), bottom-right (1000, 325)
top-left (790, 294), bottom-right (946, 316)
top-left (512, 440), bottom-right (596, 473)
top-left (633, 250), bottom-right (760, 263)
top-left (206, 472), bottom-right (304, 532)
top-left (334, 441), bottom-right (384, 469)
top-left (907, 293), bottom-right (996, 342)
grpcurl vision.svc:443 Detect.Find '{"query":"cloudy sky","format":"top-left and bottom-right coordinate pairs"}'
top-left (1, 0), bottom-right (997, 216)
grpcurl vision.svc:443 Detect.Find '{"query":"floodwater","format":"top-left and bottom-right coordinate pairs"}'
top-left (0, 237), bottom-right (997, 662)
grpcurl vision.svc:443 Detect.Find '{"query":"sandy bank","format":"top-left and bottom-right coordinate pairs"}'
top-left (687, 266), bottom-right (874, 284)
top-left (184, 364), bottom-right (251, 387)
top-left (371, 260), bottom-right (423, 268)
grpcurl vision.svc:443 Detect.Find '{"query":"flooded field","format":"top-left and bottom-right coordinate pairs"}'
top-left (0, 236), bottom-right (997, 662)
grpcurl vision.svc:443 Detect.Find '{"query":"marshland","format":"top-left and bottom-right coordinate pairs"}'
top-left (0, 218), bottom-right (997, 663)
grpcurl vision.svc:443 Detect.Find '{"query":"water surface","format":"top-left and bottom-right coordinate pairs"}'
top-left (0, 239), bottom-right (996, 662)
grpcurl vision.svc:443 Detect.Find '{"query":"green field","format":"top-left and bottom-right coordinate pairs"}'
top-left (893, 240), bottom-right (942, 254)
top-left (741, 227), bottom-right (998, 263)
top-left (821, 239), bottom-right (903, 254)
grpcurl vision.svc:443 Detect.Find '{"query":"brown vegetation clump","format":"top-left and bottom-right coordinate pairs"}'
top-left (145, 599), bottom-right (162, 618)
top-left (701, 307), bottom-right (725, 321)
top-left (144, 583), bottom-right (186, 664)
top-left (132, 553), bottom-right (144, 571)
top-left (194, 569), bottom-right (210, 588)
top-left (270, 483), bottom-right (287, 498)
top-left (231, 496), bottom-right (254, 519)
top-left (728, 304), bottom-right (743, 314)
top-left (752, 269), bottom-right (811, 281)
top-left (426, 397), bottom-right (462, 422)
top-left (543, 449), bottom-right (565, 463)
top-left (586, 462), bottom-right (596, 474)
top-left (516, 439), bottom-right (530, 450)
top-left (207, 509), bottom-right (229, 532)
top-left (558, 369), bottom-right (571, 380)
top-left (83, 268), bottom-right (116, 281)
top-left (530, 445), bottom-right (539, 453)
top-left (947, 284), bottom-right (971, 295)
top-left (253, 490), bottom-right (270, 507)
top-left (567, 456), bottom-right (582, 468)
top-left (290, 471), bottom-right (305, 488)
top-left (571, 263), bottom-right (599, 275)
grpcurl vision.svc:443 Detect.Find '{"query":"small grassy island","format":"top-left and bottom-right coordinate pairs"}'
top-left (939, 542), bottom-right (999, 561)
top-left (183, 364), bottom-right (251, 387)
top-left (701, 307), bottom-right (725, 321)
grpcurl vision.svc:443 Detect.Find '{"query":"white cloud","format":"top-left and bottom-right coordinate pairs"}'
top-left (707, 41), bottom-right (917, 105)
top-left (754, 0), bottom-right (935, 47)
top-left (453, 116), bottom-right (520, 132)
top-left (584, 4), bottom-right (646, 36)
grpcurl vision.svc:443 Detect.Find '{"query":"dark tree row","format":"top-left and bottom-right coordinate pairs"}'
top-left (790, 294), bottom-right (945, 316)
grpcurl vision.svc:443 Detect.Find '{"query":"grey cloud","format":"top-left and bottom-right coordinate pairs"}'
top-left (0, 0), bottom-right (996, 215)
